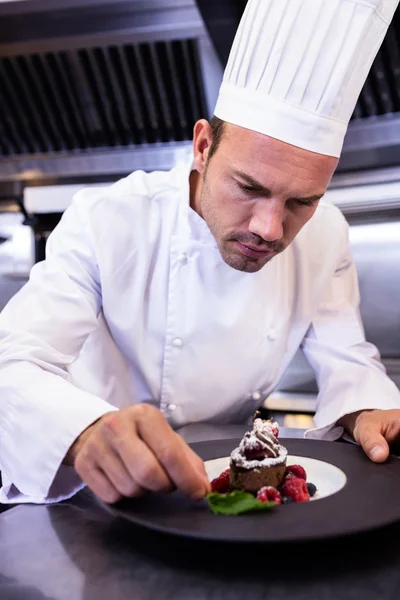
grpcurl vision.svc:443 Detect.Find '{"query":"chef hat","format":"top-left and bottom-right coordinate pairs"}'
top-left (214, 0), bottom-right (398, 157)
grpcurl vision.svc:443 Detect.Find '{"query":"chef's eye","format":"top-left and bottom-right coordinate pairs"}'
top-left (295, 199), bottom-right (317, 207)
top-left (235, 182), bottom-right (257, 193)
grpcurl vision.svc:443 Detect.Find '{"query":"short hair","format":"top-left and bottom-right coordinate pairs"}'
top-left (207, 115), bottom-right (226, 162)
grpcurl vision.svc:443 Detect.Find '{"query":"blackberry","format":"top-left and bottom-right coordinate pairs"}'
top-left (282, 495), bottom-right (294, 504)
top-left (307, 483), bottom-right (317, 497)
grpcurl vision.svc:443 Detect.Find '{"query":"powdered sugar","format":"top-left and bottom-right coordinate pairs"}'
top-left (231, 445), bottom-right (288, 469)
top-left (253, 418), bottom-right (279, 438)
top-left (230, 419), bottom-right (287, 470)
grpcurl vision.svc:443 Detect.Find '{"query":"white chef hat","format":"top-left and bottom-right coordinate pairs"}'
top-left (214, 0), bottom-right (398, 157)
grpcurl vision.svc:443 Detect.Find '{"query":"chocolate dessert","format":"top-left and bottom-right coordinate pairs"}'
top-left (229, 419), bottom-right (288, 493)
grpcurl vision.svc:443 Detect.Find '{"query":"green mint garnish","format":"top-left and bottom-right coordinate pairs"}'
top-left (206, 490), bottom-right (276, 515)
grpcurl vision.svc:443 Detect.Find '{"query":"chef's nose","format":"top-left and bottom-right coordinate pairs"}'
top-left (248, 202), bottom-right (284, 243)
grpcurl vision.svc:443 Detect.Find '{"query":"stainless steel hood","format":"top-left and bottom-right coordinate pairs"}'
top-left (0, 0), bottom-right (223, 183)
top-left (196, 0), bottom-right (400, 173)
top-left (1, 0), bottom-right (399, 187)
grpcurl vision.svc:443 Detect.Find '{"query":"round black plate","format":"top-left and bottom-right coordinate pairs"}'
top-left (103, 438), bottom-right (400, 543)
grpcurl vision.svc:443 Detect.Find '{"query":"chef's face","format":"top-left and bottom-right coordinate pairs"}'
top-left (191, 119), bottom-right (338, 273)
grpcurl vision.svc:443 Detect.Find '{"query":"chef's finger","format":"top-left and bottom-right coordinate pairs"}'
top-left (115, 437), bottom-right (175, 493)
top-left (90, 438), bottom-right (147, 498)
top-left (136, 410), bottom-right (210, 499)
top-left (75, 453), bottom-right (122, 504)
top-left (177, 438), bottom-right (211, 491)
top-left (354, 417), bottom-right (390, 463)
top-left (100, 410), bottom-right (174, 493)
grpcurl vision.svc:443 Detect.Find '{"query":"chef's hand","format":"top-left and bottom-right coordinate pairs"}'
top-left (64, 404), bottom-right (211, 503)
top-left (340, 409), bottom-right (400, 462)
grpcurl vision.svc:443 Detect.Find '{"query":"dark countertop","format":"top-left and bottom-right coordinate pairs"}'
top-left (1, 424), bottom-right (400, 600)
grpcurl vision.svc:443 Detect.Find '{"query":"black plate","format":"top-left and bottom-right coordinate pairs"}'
top-left (103, 438), bottom-right (400, 543)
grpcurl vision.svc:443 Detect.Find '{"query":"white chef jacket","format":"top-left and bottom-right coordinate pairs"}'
top-left (0, 155), bottom-right (399, 505)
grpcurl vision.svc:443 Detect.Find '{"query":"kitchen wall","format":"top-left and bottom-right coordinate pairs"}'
top-left (0, 211), bottom-right (33, 310)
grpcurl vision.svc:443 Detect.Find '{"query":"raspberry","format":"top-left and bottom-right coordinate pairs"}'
top-left (256, 486), bottom-right (282, 504)
top-left (285, 464), bottom-right (307, 481)
top-left (271, 422), bottom-right (279, 438)
top-left (280, 477), bottom-right (310, 503)
top-left (281, 471), bottom-right (295, 485)
top-left (210, 468), bottom-right (231, 493)
top-left (243, 440), bottom-right (265, 460)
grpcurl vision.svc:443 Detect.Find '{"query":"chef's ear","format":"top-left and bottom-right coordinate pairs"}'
top-left (192, 119), bottom-right (212, 176)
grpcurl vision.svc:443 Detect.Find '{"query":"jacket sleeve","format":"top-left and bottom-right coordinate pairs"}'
top-left (302, 232), bottom-right (400, 442)
top-left (0, 193), bottom-right (117, 504)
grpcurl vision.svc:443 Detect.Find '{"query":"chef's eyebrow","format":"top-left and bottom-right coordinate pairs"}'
top-left (233, 170), bottom-right (323, 203)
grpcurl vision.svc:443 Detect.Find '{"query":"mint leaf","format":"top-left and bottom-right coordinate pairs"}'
top-left (206, 490), bottom-right (276, 515)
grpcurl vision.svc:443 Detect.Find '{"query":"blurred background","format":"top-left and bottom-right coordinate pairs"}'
top-left (0, 0), bottom-right (400, 429)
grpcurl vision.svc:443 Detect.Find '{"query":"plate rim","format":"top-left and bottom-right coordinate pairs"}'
top-left (102, 438), bottom-right (400, 544)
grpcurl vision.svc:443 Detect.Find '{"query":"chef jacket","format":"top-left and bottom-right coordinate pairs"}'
top-left (0, 154), bottom-right (399, 504)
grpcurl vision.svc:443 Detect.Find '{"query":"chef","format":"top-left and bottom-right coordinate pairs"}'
top-left (0, 0), bottom-right (399, 506)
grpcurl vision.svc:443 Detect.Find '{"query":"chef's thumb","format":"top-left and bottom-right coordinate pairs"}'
top-left (357, 421), bottom-right (389, 463)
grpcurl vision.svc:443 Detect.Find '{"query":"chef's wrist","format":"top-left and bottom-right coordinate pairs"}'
top-left (338, 409), bottom-right (374, 437)
top-left (63, 417), bottom-right (102, 466)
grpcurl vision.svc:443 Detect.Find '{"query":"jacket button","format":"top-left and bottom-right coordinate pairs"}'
top-left (172, 338), bottom-right (183, 347)
top-left (168, 403), bottom-right (177, 411)
top-left (252, 391), bottom-right (261, 401)
top-left (178, 254), bottom-right (187, 265)
top-left (267, 330), bottom-right (277, 342)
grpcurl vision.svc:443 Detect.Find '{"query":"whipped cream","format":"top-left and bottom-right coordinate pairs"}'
top-left (230, 419), bottom-right (287, 469)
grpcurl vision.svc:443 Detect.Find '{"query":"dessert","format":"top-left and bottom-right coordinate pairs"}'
top-left (207, 418), bottom-right (318, 514)
top-left (229, 418), bottom-right (288, 493)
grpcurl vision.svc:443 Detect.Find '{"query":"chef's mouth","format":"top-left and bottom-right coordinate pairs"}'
top-left (241, 243), bottom-right (272, 253)
top-left (234, 240), bottom-right (276, 259)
